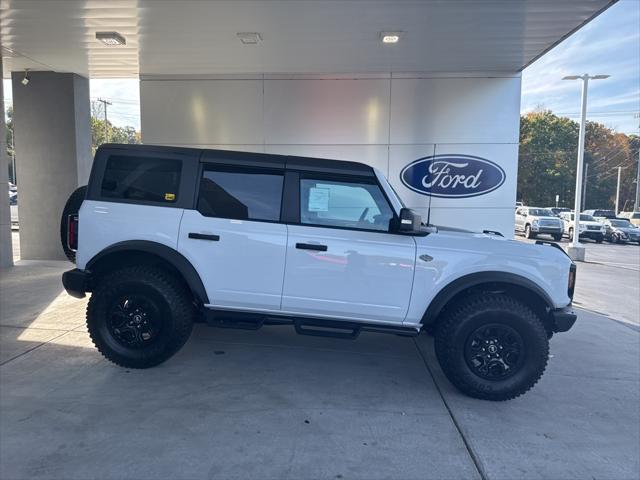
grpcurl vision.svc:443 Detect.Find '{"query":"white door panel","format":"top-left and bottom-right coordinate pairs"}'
top-left (282, 226), bottom-right (416, 323)
top-left (178, 210), bottom-right (287, 310)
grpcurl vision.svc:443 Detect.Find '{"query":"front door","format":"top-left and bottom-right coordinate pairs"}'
top-left (281, 175), bottom-right (416, 324)
top-left (178, 165), bottom-right (287, 310)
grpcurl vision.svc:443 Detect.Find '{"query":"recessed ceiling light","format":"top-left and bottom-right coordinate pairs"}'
top-left (380, 31), bottom-right (403, 44)
top-left (96, 31), bottom-right (126, 46)
top-left (237, 32), bottom-right (262, 45)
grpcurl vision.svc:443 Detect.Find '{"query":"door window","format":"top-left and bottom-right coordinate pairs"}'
top-left (198, 168), bottom-right (284, 221)
top-left (299, 178), bottom-right (394, 232)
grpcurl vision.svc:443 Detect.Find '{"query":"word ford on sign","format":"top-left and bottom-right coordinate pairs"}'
top-left (400, 154), bottom-right (506, 198)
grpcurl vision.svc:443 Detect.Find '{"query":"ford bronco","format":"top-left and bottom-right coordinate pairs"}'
top-left (62, 144), bottom-right (577, 401)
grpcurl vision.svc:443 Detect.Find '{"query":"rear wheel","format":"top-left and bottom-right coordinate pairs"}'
top-left (434, 294), bottom-right (549, 401)
top-left (60, 186), bottom-right (87, 263)
top-left (87, 266), bottom-right (194, 368)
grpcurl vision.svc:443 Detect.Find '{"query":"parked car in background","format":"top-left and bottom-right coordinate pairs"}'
top-left (547, 207), bottom-right (572, 217)
top-left (619, 211), bottom-right (640, 227)
top-left (583, 209), bottom-right (616, 220)
top-left (515, 206), bottom-right (563, 240)
top-left (599, 218), bottom-right (640, 244)
top-left (559, 212), bottom-right (604, 242)
top-left (8, 182), bottom-right (17, 205)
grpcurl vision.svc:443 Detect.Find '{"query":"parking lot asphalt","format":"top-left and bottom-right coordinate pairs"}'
top-left (1, 256), bottom-right (639, 480)
top-left (515, 234), bottom-right (640, 327)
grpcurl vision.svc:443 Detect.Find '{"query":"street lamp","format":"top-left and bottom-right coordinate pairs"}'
top-left (562, 74), bottom-right (610, 261)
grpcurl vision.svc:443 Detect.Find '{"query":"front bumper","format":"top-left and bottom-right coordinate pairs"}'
top-left (62, 268), bottom-right (91, 298)
top-left (550, 306), bottom-right (577, 332)
top-left (533, 226), bottom-right (563, 234)
top-left (579, 230), bottom-right (604, 239)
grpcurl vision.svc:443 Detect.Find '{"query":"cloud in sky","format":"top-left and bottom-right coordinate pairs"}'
top-left (521, 0), bottom-right (640, 135)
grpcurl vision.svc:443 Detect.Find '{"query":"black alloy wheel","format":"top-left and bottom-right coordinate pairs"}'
top-left (464, 324), bottom-right (525, 380)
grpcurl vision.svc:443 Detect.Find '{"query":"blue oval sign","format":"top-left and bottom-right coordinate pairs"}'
top-left (400, 154), bottom-right (505, 198)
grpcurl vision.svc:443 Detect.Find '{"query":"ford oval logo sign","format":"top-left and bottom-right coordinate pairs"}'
top-left (400, 154), bottom-right (505, 198)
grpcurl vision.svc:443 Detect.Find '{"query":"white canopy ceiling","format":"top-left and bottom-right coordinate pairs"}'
top-left (1, 0), bottom-right (615, 78)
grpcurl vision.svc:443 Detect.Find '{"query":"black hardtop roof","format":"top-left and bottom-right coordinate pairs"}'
top-left (98, 143), bottom-right (375, 177)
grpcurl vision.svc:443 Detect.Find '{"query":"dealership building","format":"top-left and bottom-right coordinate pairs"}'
top-left (0, 0), bottom-right (616, 266)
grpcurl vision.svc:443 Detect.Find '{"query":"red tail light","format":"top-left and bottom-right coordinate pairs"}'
top-left (67, 214), bottom-right (78, 251)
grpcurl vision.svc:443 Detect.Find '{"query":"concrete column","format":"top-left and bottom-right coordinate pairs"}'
top-left (0, 54), bottom-right (14, 267)
top-left (11, 71), bottom-right (91, 260)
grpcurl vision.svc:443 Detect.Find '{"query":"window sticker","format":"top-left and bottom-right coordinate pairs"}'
top-left (308, 187), bottom-right (330, 212)
top-left (164, 193), bottom-right (176, 201)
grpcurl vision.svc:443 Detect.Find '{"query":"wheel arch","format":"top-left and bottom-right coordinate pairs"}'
top-left (421, 271), bottom-right (554, 329)
top-left (86, 240), bottom-right (209, 305)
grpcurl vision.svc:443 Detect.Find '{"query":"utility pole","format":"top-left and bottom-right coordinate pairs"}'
top-left (635, 148), bottom-right (640, 211)
top-left (615, 166), bottom-right (623, 215)
top-left (96, 98), bottom-right (112, 143)
top-left (582, 163), bottom-right (589, 209)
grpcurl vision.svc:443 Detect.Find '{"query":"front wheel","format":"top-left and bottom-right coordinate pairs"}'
top-left (552, 234), bottom-right (562, 242)
top-left (595, 236), bottom-right (604, 244)
top-left (434, 294), bottom-right (549, 401)
top-left (87, 266), bottom-right (194, 368)
top-left (568, 228), bottom-right (574, 241)
top-left (525, 225), bottom-right (536, 239)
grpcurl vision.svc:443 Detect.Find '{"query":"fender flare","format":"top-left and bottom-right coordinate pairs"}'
top-left (421, 271), bottom-right (554, 325)
top-left (86, 240), bottom-right (209, 304)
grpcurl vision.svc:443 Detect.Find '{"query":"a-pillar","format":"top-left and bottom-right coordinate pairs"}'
top-left (11, 71), bottom-right (91, 260)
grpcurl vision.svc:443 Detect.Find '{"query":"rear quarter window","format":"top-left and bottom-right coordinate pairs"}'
top-left (101, 155), bottom-right (181, 204)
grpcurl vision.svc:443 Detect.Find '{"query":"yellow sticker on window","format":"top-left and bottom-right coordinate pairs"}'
top-left (164, 193), bottom-right (176, 201)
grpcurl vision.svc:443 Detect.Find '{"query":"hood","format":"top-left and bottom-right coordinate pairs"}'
top-left (416, 228), bottom-right (570, 264)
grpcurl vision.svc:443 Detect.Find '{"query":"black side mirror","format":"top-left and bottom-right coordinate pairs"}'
top-left (395, 208), bottom-right (422, 233)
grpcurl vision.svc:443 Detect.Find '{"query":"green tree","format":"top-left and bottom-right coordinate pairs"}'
top-left (518, 110), bottom-right (638, 210)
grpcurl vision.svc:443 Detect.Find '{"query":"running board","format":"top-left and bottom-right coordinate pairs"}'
top-left (203, 309), bottom-right (420, 339)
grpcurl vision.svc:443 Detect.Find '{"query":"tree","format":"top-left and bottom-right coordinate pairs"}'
top-left (518, 110), bottom-right (638, 210)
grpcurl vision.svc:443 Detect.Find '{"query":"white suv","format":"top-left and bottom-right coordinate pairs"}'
top-left (559, 212), bottom-right (605, 243)
top-left (515, 206), bottom-right (564, 241)
top-left (61, 144), bottom-right (577, 401)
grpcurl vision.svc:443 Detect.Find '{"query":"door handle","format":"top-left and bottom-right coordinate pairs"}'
top-left (188, 232), bottom-right (220, 241)
top-left (296, 242), bottom-right (327, 252)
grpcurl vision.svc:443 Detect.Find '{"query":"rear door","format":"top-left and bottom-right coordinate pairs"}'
top-left (281, 173), bottom-right (416, 324)
top-left (178, 164), bottom-right (287, 310)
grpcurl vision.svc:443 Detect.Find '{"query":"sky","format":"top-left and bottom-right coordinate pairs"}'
top-left (3, 0), bottom-right (639, 135)
top-left (520, 0), bottom-right (639, 135)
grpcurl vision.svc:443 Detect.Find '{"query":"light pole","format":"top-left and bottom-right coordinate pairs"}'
top-left (615, 165), bottom-right (623, 215)
top-left (562, 74), bottom-right (610, 260)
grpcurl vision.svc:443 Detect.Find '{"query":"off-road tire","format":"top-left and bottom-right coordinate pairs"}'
top-left (60, 185), bottom-right (87, 263)
top-left (525, 225), bottom-right (535, 239)
top-left (87, 266), bottom-right (194, 368)
top-left (434, 294), bottom-right (549, 401)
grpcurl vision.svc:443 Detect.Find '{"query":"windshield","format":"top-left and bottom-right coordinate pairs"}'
top-left (529, 208), bottom-right (554, 216)
top-left (567, 214), bottom-right (596, 221)
top-left (610, 219), bottom-right (633, 228)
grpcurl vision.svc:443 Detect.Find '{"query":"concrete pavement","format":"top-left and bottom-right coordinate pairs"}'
top-left (1, 260), bottom-right (639, 480)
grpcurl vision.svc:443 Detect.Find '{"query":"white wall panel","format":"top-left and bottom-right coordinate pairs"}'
top-left (265, 145), bottom-right (388, 175)
top-left (390, 77), bottom-right (521, 144)
top-left (141, 80), bottom-right (264, 145)
top-left (264, 79), bottom-right (390, 145)
top-left (141, 75), bottom-right (521, 235)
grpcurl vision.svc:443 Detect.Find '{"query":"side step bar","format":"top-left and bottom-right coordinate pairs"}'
top-left (203, 309), bottom-right (420, 339)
